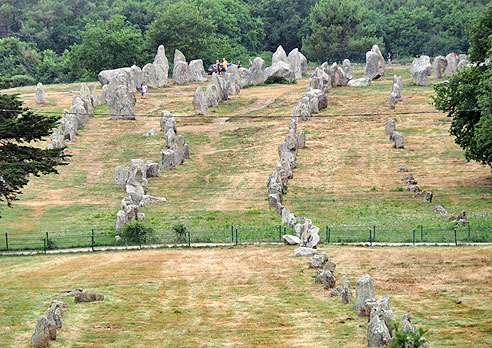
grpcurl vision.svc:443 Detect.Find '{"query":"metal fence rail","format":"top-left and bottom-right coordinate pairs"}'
top-left (1, 223), bottom-right (491, 253)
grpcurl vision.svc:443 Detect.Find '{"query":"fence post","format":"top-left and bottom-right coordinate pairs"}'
top-left (413, 228), bottom-right (416, 246)
top-left (454, 228), bottom-right (457, 246)
top-left (420, 225), bottom-right (423, 241)
top-left (46, 232), bottom-right (49, 249)
top-left (328, 227), bottom-right (331, 244)
top-left (43, 238), bottom-right (46, 254)
top-left (5, 233), bottom-right (8, 251)
top-left (91, 229), bottom-right (95, 251)
top-left (369, 229), bottom-right (372, 246)
top-left (373, 225), bottom-right (376, 241)
top-left (325, 226), bottom-right (328, 243)
top-left (231, 224), bottom-right (234, 243)
top-left (279, 225), bottom-right (282, 241)
top-left (235, 228), bottom-right (238, 246)
top-left (138, 232), bottom-right (141, 249)
top-left (188, 231), bottom-right (191, 248)
top-left (468, 224), bottom-right (471, 241)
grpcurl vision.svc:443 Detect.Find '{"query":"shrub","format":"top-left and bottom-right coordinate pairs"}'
top-left (10, 75), bottom-right (35, 87)
top-left (390, 187), bottom-right (405, 192)
top-left (389, 322), bottom-right (429, 348)
top-left (119, 221), bottom-right (156, 245)
top-left (172, 223), bottom-right (188, 243)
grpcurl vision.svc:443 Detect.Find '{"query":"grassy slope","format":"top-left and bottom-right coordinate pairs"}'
top-left (0, 66), bottom-right (491, 244)
top-left (0, 246), bottom-right (490, 347)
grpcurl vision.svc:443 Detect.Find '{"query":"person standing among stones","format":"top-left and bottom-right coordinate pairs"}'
top-left (237, 60), bottom-right (241, 68)
top-left (222, 58), bottom-right (228, 74)
top-left (387, 52), bottom-right (392, 66)
top-left (215, 60), bottom-right (221, 75)
top-left (141, 82), bottom-right (148, 99)
top-left (249, 58), bottom-right (253, 67)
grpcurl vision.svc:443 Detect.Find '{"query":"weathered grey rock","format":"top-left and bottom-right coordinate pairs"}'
top-left (239, 67), bottom-right (253, 88)
top-left (323, 260), bottom-right (336, 273)
top-left (367, 307), bottom-right (392, 347)
top-left (171, 134), bottom-right (187, 165)
top-left (47, 300), bottom-right (66, 329)
top-left (297, 130), bottom-right (306, 149)
top-left (115, 166), bottom-right (129, 189)
top-left (393, 75), bottom-right (402, 101)
top-left (315, 269), bottom-right (336, 289)
top-left (63, 109), bottom-right (78, 141)
top-left (193, 87), bottom-right (208, 115)
top-left (385, 119), bottom-right (396, 135)
top-left (342, 59), bottom-right (353, 80)
top-left (272, 45), bottom-right (288, 64)
top-left (372, 45), bottom-right (385, 77)
top-left (153, 45), bottom-right (169, 87)
top-left (291, 247), bottom-right (317, 257)
top-left (130, 65), bottom-right (143, 91)
top-left (159, 149), bottom-right (176, 170)
top-left (141, 195), bottom-right (167, 206)
top-left (329, 286), bottom-right (343, 297)
top-left (165, 128), bottom-right (176, 148)
top-left (389, 90), bottom-right (397, 109)
top-left (43, 309), bottom-right (57, 340)
top-left (174, 49), bottom-right (186, 64)
top-left (101, 84), bottom-right (108, 104)
top-left (80, 83), bottom-right (91, 102)
top-left (403, 175), bottom-right (417, 185)
top-left (160, 110), bottom-right (177, 134)
top-left (281, 207), bottom-right (291, 225)
top-left (348, 77), bottom-right (372, 87)
top-left (364, 51), bottom-right (381, 80)
top-left (212, 73), bottom-right (229, 101)
top-left (406, 185), bottom-right (420, 193)
top-left (146, 161), bottom-right (160, 178)
top-left (225, 65), bottom-right (241, 95)
top-left (205, 84), bottom-right (219, 107)
top-left (68, 99), bottom-right (88, 129)
top-left (74, 292), bottom-right (104, 302)
top-left (107, 77), bottom-right (136, 120)
top-left (423, 191), bottom-right (433, 203)
top-left (410, 55), bottom-right (431, 86)
top-left (457, 59), bottom-right (470, 70)
top-left (88, 84), bottom-right (101, 107)
top-left (31, 315), bottom-right (50, 347)
top-left (390, 131), bottom-right (404, 149)
top-left (329, 62), bottom-right (349, 87)
top-left (431, 204), bottom-right (449, 217)
top-left (397, 166), bottom-right (408, 172)
top-left (142, 63), bottom-right (158, 88)
top-left (287, 48), bottom-right (303, 79)
top-left (308, 252), bottom-right (329, 268)
top-left (73, 93), bottom-right (93, 117)
top-left (189, 59), bottom-right (208, 82)
top-left (307, 67), bottom-right (331, 93)
top-left (115, 200), bottom-right (139, 230)
top-left (46, 126), bottom-right (65, 150)
top-left (341, 275), bottom-right (352, 304)
top-left (143, 128), bottom-right (158, 137)
top-left (445, 53), bottom-right (458, 77)
top-left (355, 273), bottom-right (375, 316)
top-left (299, 219), bottom-right (320, 249)
top-left (36, 82), bottom-right (46, 104)
top-left (300, 52), bottom-right (308, 75)
top-left (173, 61), bottom-right (190, 85)
top-left (265, 61), bottom-right (295, 83)
top-left (433, 56), bottom-right (448, 79)
top-left (251, 57), bottom-right (266, 85)
top-left (283, 234), bottom-right (300, 245)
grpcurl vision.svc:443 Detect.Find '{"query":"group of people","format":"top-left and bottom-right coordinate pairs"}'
top-left (215, 58), bottom-right (255, 74)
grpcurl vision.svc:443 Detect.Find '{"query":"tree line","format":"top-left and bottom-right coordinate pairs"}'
top-left (0, 0), bottom-right (489, 87)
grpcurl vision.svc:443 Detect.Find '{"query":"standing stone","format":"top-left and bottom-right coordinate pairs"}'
top-left (264, 61), bottom-right (295, 83)
top-left (283, 234), bottom-right (300, 245)
top-left (445, 53), bottom-right (458, 77)
top-left (159, 149), bottom-right (177, 170)
top-left (367, 307), bottom-right (392, 347)
top-left (364, 51), bottom-right (381, 80)
top-left (174, 49), bottom-right (186, 64)
top-left (205, 84), bottom-right (219, 107)
top-left (423, 191), bottom-right (433, 203)
top-left (287, 48), bottom-right (303, 79)
top-left (299, 219), bottom-right (320, 249)
top-left (142, 63), bottom-right (158, 88)
top-left (393, 75), bottom-right (402, 101)
top-left (342, 59), bottom-right (353, 80)
top-left (251, 57), bottom-right (266, 85)
top-left (160, 110), bottom-right (177, 134)
top-left (193, 87), bottom-right (208, 115)
top-left (300, 52), bottom-right (308, 75)
top-left (189, 59), bottom-right (208, 82)
top-left (297, 130), bottom-right (306, 149)
top-left (433, 56), bottom-right (448, 79)
top-left (341, 275), bottom-right (352, 304)
top-left (348, 78), bottom-right (371, 87)
top-left (355, 274), bottom-right (375, 316)
top-left (410, 55), bottom-right (431, 86)
top-left (107, 78), bottom-right (136, 120)
top-left (101, 84), bottom-right (108, 104)
top-left (239, 67), bottom-right (253, 88)
top-left (80, 83), bottom-right (91, 102)
top-left (372, 45), bottom-right (385, 77)
top-left (389, 88), bottom-right (397, 109)
top-left (115, 166), bottom-right (130, 189)
top-left (385, 119), bottom-right (396, 135)
top-left (88, 84), bottom-right (101, 107)
top-left (154, 45), bottom-right (169, 87)
top-left (315, 269), bottom-right (336, 289)
top-left (165, 128), bottom-right (176, 148)
top-left (130, 65), bottom-right (143, 91)
top-left (173, 61), bottom-right (189, 85)
top-left (36, 82), bottom-right (45, 104)
top-left (31, 315), bottom-right (50, 347)
top-left (146, 161), bottom-right (160, 178)
top-left (272, 45), bottom-right (288, 64)
top-left (390, 131), bottom-right (404, 149)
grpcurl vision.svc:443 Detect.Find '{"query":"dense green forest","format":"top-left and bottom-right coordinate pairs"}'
top-left (0, 0), bottom-right (489, 86)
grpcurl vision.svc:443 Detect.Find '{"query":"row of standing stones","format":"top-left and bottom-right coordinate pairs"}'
top-left (192, 45), bottom-right (308, 115)
top-left (276, 45), bottom-right (387, 255)
top-left (306, 253), bottom-right (429, 347)
top-left (31, 289), bottom-right (104, 347)
top-left (114, 111), bottom-right (189, 231)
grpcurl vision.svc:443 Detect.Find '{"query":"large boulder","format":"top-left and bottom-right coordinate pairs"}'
top-left (189, 59), bottom-right (208, 82)
top-left (287, 48), bottom-right (304, 79)
top-left (283, 234), bottom-right (300, 245)
top-left (342, 59), bottom-right (353, 80)
top-left (153, 45), bottom-right (169, 87)
top-left (371, 45), bottom-right (385, 77)
top-left (299, 219), bottom-right (320, 249)
top-left (142, 63), bottom-right (158, 88)
top-left (115, 166), bottom-right (129, 189)
top-left (98, 67), bottom-right (131, 85)
top-left (355, 274), bottom-right (376, 316)
top-left (410, 55), bottom-right (431, 86)
top-left (445, 53), bottom-right (458, 77)
top-left (173, 61), bottom-right (190, 85)
top-left (107, 77), bottom-right (136, 120)
top-left (193, 87), bottom-right (208, 115)
top-left (308, 252), bottom-right (329, 268)
top-left (367, 307), bottom-right (392, 347)
top-left (265, 61), bottom-right (295, 83)
top-left (130, 65), bottom-right (143, 91)
top-left (307, 67), bottom-right (331, 93)
top-left (212, 73), bottom-right (229, 101)
top-left (291, 247), bottom-right (317, 257)
top-left (251, 57), bottom-right (266, 85)
top-left (364, 51), bottom-right (381, 80)
top-left (328, 62), bottom-right (349, 87)
top-left (348, 77), bottom-right (371, 87)
top-left (205, 84), bottom-right (219, 107)
top-left (159, 149), bottom-right (177, 170)
top-left (224, 64), bottom-right (241, 95)
top-left (390, 131), bottom-right (404, 149)
top-left (433, 56), bottom-right (448, 79)
top-left (272, 45), bottom-right (288, 64)
top-left (80, 83), bottom-right (91, 102)
top-left (36, 82), bottom-right (45, 104)
top-left (239, 67), bottom-right (253, 88)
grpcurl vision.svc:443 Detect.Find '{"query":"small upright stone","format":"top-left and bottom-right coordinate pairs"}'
top-left (390, 131), bottom-right (404, 149)
top-left (385, 119), bottom-right (396, 135)
top-left (297, 130), bottom-right (306, 149)
top-left (341, 275), bottom-right (352, 304)
top-left (115, 166), bottom-right (129, 189)
top-left (193, 87), bottom-right (208, 115)
top-left (355, 274), bottom-right (375, 316)
top-left (31, 315), bottom-right (50, 347)
top-left (342, 59), bottom-right (353, 80)
top-left (251, 57), bottom-right (266, 85)
top-left (433, 56), bottom-right (448, 79)
top-left (36, 82), bottom-right (45, 104)
top-left (159, 149), bottom-right (176, 170)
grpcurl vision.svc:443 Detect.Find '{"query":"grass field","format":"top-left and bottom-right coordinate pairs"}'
top-left (1, 66), bottom-right (491, 245)
top-left (0, 245), bottom-right (491, 347)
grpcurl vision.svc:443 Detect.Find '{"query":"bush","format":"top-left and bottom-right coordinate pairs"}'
top-left (10, 75), bottom-right (35, 87)
top-left (390, 322), bottom-right (429, 348)
top-left (119, 221), bottom-right (156, 245)
top-left (172, 223), bottom-right (188, 243)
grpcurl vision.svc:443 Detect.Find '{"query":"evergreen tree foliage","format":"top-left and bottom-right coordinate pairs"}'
top-left (0, 94), bottom-right (66, 212)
